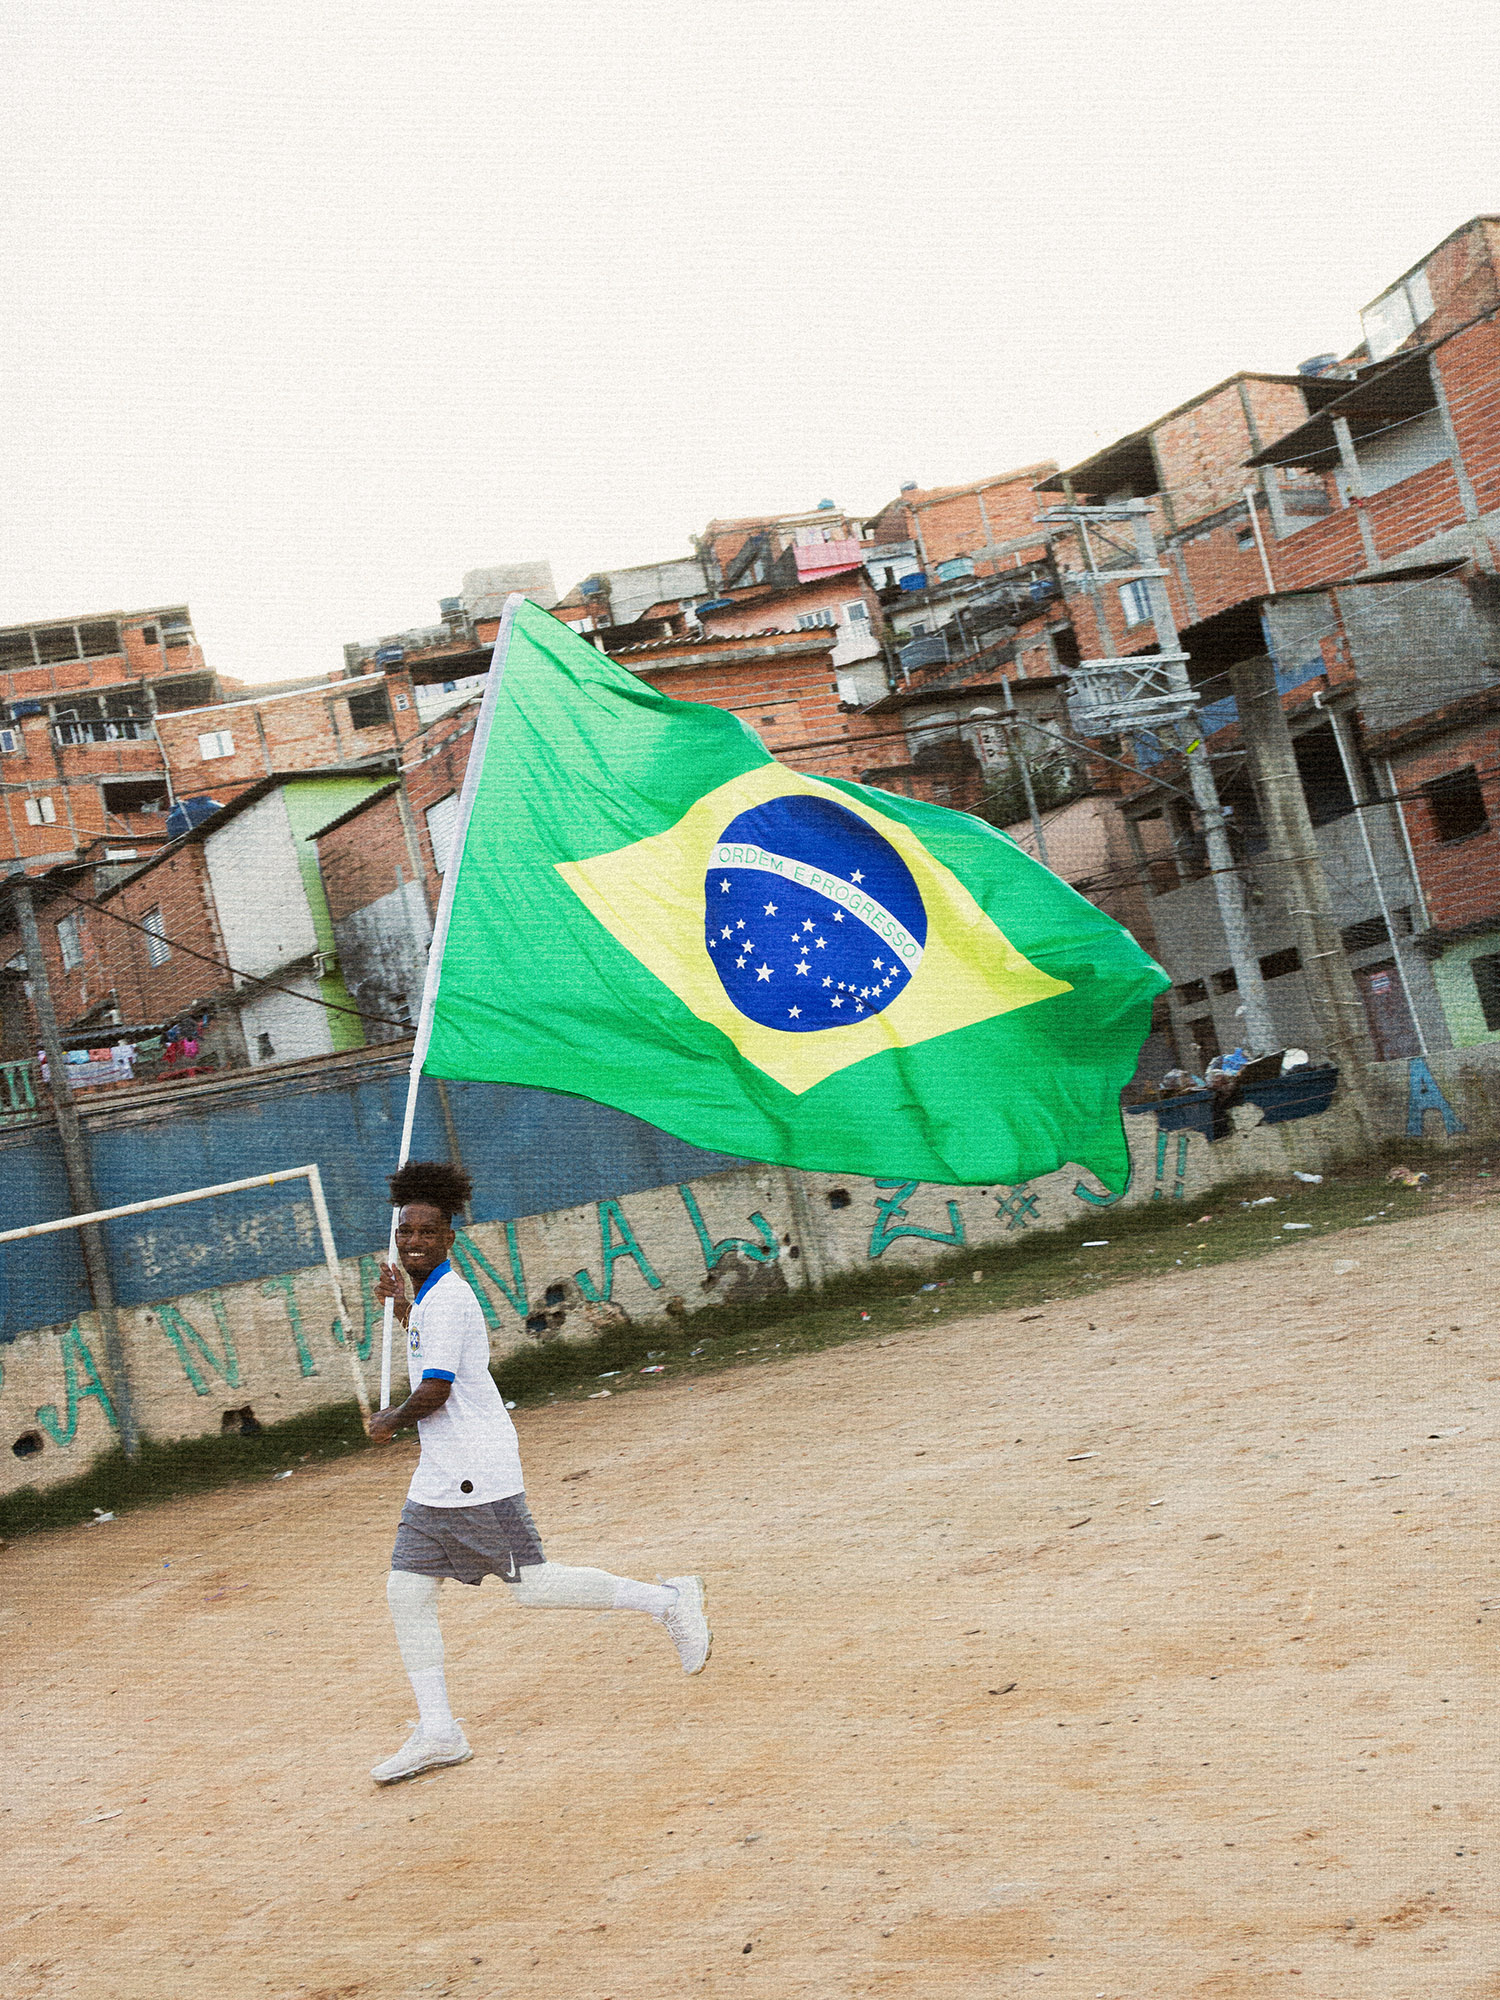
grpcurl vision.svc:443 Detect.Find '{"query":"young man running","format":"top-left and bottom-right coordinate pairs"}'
top-left (367, 1160), bottom-right (710, 1785)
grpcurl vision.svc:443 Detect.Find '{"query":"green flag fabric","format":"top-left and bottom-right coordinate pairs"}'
top-left (419, 598), bottom-right (1168, 1189)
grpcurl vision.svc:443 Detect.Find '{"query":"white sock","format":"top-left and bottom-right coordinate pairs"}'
top-left (612, 1577), bottom-right (677, 1617)
top-left (387, 1569), bottom-right (455, 1734)
top-left (409, 1664), bottom-right (455, 1734)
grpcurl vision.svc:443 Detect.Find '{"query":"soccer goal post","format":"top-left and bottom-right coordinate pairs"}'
top-left (0, 1163), bottom-right (371, 1420)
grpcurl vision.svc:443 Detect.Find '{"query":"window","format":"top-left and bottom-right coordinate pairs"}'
top-left (796, 609), bottom-right (837, 629)
top-left (58, 913), bottom-right (83, 970)
top-left (0, 728), bottom-right (18, 754)
top-left (1472, 952), bottom-right (1500, 1033)
top-left (1211, 968), bottom-right (1238, 995)
top-left (24, 795), bottom-right (56, 825)
top-left (1119, 580), bottom-right (1153, 627)
top-left (1177, 979), bottom-right (1208, 1005)
top-left (1259, 947), bottom-right (1302, 980)
top-left (143, 906), bottom-right (170, 968)
top-left (1360, 267), bottom-right (1436, 362)
top-left (1424, 766), bottom-right (1489, 844)
top-left (347, 686), bottom-right (391, 730)
top-left (257, 1031), bottom-right (276, 1060)
top-left (843, 601), bottom-right (870, 628)
top-left (198, 730), bottom-right (235, 760)
top-left (425, 793), bottom-right (460, 875)
top-left (141, 625), bottom-right (159, 646)
top-left (394, 693), bottom-right (410, 712)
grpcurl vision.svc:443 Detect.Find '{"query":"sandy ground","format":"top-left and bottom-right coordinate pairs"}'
top-left (4, 1206), bottom-right (1499, 2000)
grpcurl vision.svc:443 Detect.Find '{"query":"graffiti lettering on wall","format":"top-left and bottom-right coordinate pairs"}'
top-left (678, 1185), bottom-right (779, 1272)
top-left (261, 1272), bottom-right (319, 1377)
top-left (869, 1180), bottom-right (965, 1258)
top-left (156, 1296), bottom-right (241, 1394)
top-left (35, 1320), bottom-right (117, 1444)
top-left (1407, 1058), bottom-right (1466, 1138)
top-left (994, 1187), bottom-right (1038, 1230)
top-left (574, 1200), bottom-right (663, 1303)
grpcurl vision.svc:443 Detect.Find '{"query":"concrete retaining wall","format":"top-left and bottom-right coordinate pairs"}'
top-left (2, 1040), bottom-right (1487, 1498)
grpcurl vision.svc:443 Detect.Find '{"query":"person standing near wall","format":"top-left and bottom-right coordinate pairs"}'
top-left (367, 1159), bottom-right (711, 1785)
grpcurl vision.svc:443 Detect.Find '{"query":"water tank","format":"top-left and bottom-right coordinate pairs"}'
top-left (900, 480), bottom-right (919, 493)
top-left (817, 498), bottom-right (837, 511)
top-left (1297, 353), bottom-right (1339, 376)
top-left (166, 795), bottom-right (223, 838)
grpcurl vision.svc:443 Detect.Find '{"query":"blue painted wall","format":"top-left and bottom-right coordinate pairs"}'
top-left (0, 1063), bottom-right (741, 1339)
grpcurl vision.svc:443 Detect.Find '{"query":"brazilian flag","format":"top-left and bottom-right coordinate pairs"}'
top-left (418, 598), bottom-right (1167, 1188)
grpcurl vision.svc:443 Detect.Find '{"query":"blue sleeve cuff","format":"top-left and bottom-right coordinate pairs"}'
top-left (421, 1368), bottom-right (456, 1383)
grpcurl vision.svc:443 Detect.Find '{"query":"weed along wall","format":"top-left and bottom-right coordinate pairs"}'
top-left (0, 1039), bottom-right (1491, 1499)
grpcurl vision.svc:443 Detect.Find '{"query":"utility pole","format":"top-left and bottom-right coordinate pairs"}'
top-left (1001, 678), bottom-right (1050, 867)
top-left (10, 872), bottom-right (138, 1458)
top-left (1038, 500), bottom-right (1278, 1056)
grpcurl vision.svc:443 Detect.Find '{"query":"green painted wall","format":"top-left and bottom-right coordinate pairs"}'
top-left (1431, 930), bottom-right (1500, 1046)
top-left (282, 775), bottom-right (393, 1055)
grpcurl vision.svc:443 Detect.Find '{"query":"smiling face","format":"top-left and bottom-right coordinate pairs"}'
top-left (395, 1201), bottom-right (455, 1282)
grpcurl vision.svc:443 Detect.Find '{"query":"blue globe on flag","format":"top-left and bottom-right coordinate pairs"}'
top-left (703, 796), bottom-right (928, 1033)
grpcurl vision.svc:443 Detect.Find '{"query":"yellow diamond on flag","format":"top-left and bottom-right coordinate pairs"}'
top-left (557, 762), bottom-right (1071, 1096)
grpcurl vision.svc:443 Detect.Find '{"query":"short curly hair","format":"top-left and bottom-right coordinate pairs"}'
top-left (388, 1159), bottom-right (473, 1222)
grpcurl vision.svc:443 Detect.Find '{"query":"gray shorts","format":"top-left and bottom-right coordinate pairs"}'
top-left (391, 1492), bottom-right (546, 1587)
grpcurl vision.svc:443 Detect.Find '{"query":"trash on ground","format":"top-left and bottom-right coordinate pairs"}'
top-left (1283, 1222), bottom-right (1312, 1230)
top-left (859, 1312), bottom-right (872, 1321)
top-left (1082, 1240), bottom-right (1109, 1248)
top-left (505, 1400), bottom-right (517, 1409)
top-left (1067, 1451), bottom-right (1098, 1460)
top-left (1147, 1499), bottom-right (1165, 1507)
top-left (1387, 1165), bottom-right (1429, 1186)
top-left (272, 1470), bottom-right (293, 1480)
top-left (1293, 1171), bottom-right (1323, 1183)
top-left (972, 1271), bottom-right (983, 1282)
top-left (1246, 1196), bottom-right (1278, 1207)
top-left (921, 1283), bottom-right (939, 1292)
top-left (90, 1509), bottom-right (115, 1524)
top-left (641, 1365), bottom-right (666, 1374)
top-left (80, 1810), bottom-right (123, 1824)
top-left (597, 1371), bottom-right (620, 1378)
top-left (587, 1389), bottom-right (612, 1398)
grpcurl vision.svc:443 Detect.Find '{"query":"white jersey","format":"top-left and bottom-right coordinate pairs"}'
top-left (405, 1263), bottom-right (524, 1507)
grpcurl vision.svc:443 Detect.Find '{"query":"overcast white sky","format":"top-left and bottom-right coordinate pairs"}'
top-left (2, 1), bottom-right (1497, 683)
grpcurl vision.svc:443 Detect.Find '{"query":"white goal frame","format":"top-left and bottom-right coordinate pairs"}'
top-left (0, 1163), bottom-right (370, 1417)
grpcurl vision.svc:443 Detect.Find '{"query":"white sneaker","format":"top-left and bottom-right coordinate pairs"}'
top-left (370, 1721), bottom-right (472, 1785)
top-left (660, 1574), bottom-right (711, 1674)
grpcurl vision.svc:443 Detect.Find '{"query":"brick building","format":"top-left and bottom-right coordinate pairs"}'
top-left (0, 604), bottom-right (209, 867)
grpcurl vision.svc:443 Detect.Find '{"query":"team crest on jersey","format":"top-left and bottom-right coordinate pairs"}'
top-left (408, 1325), bottom-right (421, 1353)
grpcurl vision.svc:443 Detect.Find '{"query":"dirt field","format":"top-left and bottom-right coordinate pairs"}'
top-left (5, 1204), bottom-right (1499, 2000)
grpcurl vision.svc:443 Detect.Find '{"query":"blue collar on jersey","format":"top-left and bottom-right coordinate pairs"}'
top-left (413, 1259), bottom-right (452, 1306)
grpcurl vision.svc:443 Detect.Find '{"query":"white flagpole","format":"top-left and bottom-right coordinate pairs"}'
top-left (379, 592), bottom-right (530, 1408)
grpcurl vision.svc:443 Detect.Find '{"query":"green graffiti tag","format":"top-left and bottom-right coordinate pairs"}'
top-left (994, 1186), bottom-right (1039, 1229)
top-left (677, 1185), bottom-right (778, 1274)
top-left (869, 1180), bottom-right (966, 1259)
top-left (349, 1254), bottom-right (384, 1360)
top-left (451, 1226), bottom-right (530, 1327)
top-left (261, 1272), bottom-right (318, 1377)
top-left (574, 1200), bottom-right (663, 1302)
top-left (155, 1294), bottom-right (241, 1396)
top-left (35, 1320), bottom-right (118, 1444)
top-left (1073, 1156), bottom-right (1135, 1207)
top-left (1152, 1131), bottom-right (1190, 1201)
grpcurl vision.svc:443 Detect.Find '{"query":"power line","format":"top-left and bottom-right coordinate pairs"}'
top-left (36, 878), bottom-right (411, 1032)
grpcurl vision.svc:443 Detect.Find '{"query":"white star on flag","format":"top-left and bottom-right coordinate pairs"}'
top-left (756, 964), bottom-right (772, 981)
top-left (795, 959), bottom-right (809, 974)
top-left (788, 1006), bottom-right (801, 1019)
top-left (720, 879), bottom-right (731, 892)
top-left (764, 902), bottom-right (777, 915)
top-left (851, 870), bottom-right (864, 883)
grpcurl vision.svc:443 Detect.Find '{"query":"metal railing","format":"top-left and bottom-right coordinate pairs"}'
top-left (0, 1058), bottom-right (39, 1124)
